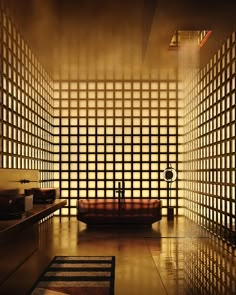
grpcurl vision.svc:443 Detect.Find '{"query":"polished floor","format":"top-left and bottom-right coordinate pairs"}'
top-left (1, 216), bottom-right (236, 295)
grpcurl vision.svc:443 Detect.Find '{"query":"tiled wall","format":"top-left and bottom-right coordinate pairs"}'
top-left (183, 33), bottom-right (236, 247)
top-left (53, 80), bottom-right (182, 216)
top-left (1, 1), bottom-right (235, 251)
top-left (0, 0), bottom-right (183, 217)
top-left (185, 238), bottom-right (236, 293)
top-left (0, 3), bottom-right (54, 186)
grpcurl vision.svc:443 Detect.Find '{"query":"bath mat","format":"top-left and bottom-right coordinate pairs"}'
top-left (29, 256), bottom-right (115, 295)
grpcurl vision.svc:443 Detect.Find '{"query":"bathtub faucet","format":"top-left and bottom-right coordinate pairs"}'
top-left (116, 181), bottom-right (124, 199)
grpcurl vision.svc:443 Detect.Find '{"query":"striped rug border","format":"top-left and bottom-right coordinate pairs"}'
top-left (29, 256), bottom-right (115, 295)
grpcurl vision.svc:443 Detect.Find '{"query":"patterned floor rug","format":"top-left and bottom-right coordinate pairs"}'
top-left (29, 256), bottom-right (115, 295)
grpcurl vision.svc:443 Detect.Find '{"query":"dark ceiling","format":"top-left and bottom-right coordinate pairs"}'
top-left (5, 0), bottom-right (236, 80)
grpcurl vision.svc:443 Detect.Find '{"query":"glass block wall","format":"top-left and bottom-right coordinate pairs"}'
top-left (183, 32), bottom-right (236, 247)
top-left (0, 4), bottom-right (54, 186)
top-left (184, 238), bottom-right (236, 293)
top-left (53, 80), bottom-right (182, 216)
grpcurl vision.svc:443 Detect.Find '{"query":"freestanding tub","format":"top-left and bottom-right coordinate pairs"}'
top-left (77, 198), bottom-right (162, 226)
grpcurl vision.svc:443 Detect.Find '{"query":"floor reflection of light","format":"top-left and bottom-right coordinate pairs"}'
top-left (148, 236), bottom-right (236, 295)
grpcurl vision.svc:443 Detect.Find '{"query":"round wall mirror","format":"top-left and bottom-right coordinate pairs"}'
top-left (163, 167), bottom-right (177, 182)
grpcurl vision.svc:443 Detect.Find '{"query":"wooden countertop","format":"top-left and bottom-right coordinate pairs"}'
top-left (0, 199), bottom-right (67, 242)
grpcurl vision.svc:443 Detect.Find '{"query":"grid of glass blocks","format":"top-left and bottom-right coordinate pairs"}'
top-left (0, 7), bottom-right (54, 187)
top-left (183, 32), bottom-right (236, 247)
top-left (54, 80), bottom-right (182, 216)
top-left (184, 239), bottom-right (236, 293)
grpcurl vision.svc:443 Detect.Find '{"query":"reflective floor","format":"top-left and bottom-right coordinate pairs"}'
top-left (148, 237), bottom-right (236, 295)
top-left (1, 216), bottom-right (236, 295)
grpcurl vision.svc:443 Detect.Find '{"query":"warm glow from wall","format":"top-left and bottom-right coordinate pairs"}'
top-left (53, 80), bottom-right (181, 215)
top-left (181, 32), bottom-right (236, 246)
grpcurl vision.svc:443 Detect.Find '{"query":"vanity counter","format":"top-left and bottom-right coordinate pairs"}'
top-left (0, 199), bottom-right (67, 285)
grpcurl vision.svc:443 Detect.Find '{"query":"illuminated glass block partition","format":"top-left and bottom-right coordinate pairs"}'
top-left (183, 32), bottom-right (236, 247)
top-left (184, 239), bottom-right (236, 293)
top-left (53, 80), bottom-right (182, 216)
top-left (0, 6), bottom-right (54, 187)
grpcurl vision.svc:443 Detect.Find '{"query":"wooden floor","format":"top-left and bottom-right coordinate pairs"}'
top-left (1, 216), bottom-right (236, 295)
